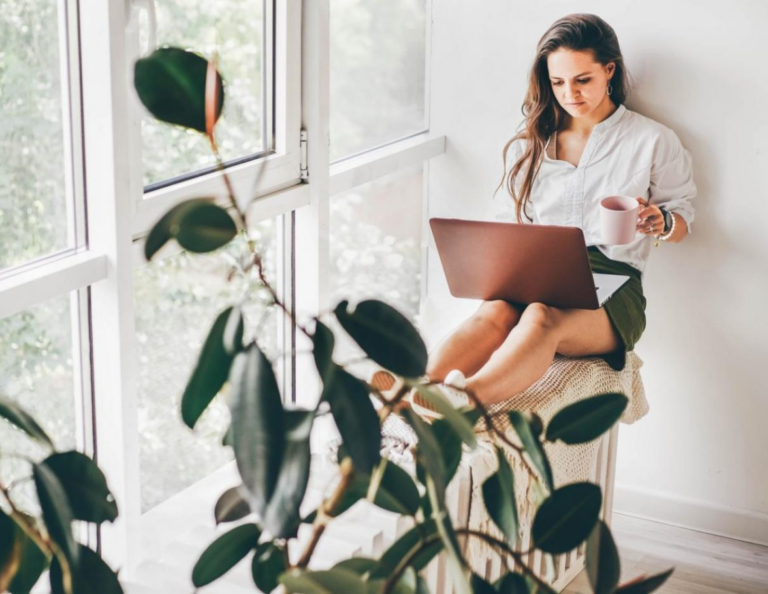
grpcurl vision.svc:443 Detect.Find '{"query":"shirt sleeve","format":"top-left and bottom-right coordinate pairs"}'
top-left (649, 130), bottom-right (697, 234)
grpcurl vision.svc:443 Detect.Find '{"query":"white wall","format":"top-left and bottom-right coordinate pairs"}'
top-left (424, 0), bottom-right (768, 545)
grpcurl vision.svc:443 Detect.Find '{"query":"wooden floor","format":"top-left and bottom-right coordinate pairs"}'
top-left (563, 513), bottom-right (768, 594)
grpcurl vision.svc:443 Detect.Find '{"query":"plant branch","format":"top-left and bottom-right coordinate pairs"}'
top-left (457, 384), bottom-right (544, 487)
top-left (455, 528), bottom-right (552, 591)
top-left (209, 139), bottom-right (247, 232)
top-left (295, 457), bottom-right (356, 568)
top-left (0, 479), bottom-right (53, 559)
top-left (382, 534), bottom-right (441, 594)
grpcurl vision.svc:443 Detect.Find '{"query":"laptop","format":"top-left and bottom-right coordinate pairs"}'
top-left (429, 218), bottom-right (630, 310)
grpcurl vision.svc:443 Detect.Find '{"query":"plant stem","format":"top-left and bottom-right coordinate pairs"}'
top-left (459, 385), bottom-right (545, 489)
top-left (295, 457), bottom-right (356, 568)
top-left (0, 480), bottom-right (53, 559)
top-left (209, 139), bottom-right (248, 232)
top-left (455, 528), bottom-right (554, 591)
top-left (382, 534), bottom-right (441, 594)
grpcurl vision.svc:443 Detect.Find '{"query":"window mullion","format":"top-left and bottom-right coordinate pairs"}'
top-left (294, 0), bottom-right (330, 405)
top-left (79, 0), bottom-right (142, 573)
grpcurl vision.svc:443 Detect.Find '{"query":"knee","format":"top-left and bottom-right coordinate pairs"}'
top-left (520, 302), bottom-right (558, 332)
top-left (476, 300), bottom-right (521, 333)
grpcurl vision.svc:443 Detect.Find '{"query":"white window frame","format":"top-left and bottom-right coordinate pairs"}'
top-left (295, 0), bottom-right (444, 406)
top-left (128, 0), bottom-right (306, 242)
top-left (0, 0), bottom-right (445, 580)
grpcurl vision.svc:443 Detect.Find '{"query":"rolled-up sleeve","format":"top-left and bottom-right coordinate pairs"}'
top-left (649, 132), bottom-right (697, 234)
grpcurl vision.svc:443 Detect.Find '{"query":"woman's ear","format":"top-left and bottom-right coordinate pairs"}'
top-left (606, 62), bottom-right (616, 79)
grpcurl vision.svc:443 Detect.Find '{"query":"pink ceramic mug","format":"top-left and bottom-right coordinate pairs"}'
top-left (600, 195), bottom-right (639, 245)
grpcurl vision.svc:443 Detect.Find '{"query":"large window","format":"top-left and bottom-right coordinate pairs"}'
top-left (330, 165), bottom-right (424, 324)
top-left (0, 294), bottom-right (79, 509)
top-left (0, 0), bottom-right (442, 575)
top-left (134, 221), bottom-right (279, 511)
top-left (141, 0), bottom-right (268, 188)
top-left (330, 0), bottom-right (428, 162)
top-left (0, 0), bottom-right (83, 271)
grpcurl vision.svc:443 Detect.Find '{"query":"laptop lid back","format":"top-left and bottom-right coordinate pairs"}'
top-left (429, 218), bottom-right (601, 310)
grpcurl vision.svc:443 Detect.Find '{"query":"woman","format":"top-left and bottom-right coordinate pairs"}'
top-left (387, 13), bottom-right (696, 414)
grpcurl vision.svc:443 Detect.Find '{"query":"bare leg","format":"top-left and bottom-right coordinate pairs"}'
top-left (465, 303), bottom-right (621, 405)
top-left (426, 300), bottom-right (523, 382)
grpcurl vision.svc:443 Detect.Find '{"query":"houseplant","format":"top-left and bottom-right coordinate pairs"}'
top-left (131, 46), bottom-right (676, 594)
top-left (0, 400), bottom-right (122, 593)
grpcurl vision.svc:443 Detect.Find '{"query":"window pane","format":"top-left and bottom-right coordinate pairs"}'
top-left (134, 221), bottom-right (279, 512)
top-left (330, 166), bottom-right (423, 365)
top-left (142, 0), bottom-right (265, 188)
top-left (0, 1), bottom-right (76, 270)
top-left (330, 0), bottom-right (427, 162)
top-left (0, 294), bottom-right (77, 510)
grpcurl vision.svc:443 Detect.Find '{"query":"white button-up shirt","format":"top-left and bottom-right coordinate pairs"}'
top-left (496, 104), bottom-right (696, 277)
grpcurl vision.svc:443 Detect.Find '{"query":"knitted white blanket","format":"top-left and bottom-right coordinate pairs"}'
top-left (463, 351), bottom-right (648, 572)
top-left (378, 351), bottom-right (649, 574)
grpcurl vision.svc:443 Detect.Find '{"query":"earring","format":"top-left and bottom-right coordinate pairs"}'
top-left (607, 83), bottom-right (613, 96)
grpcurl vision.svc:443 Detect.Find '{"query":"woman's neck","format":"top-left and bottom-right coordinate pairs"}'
top-left (563, 97), bottom-right (618, 136)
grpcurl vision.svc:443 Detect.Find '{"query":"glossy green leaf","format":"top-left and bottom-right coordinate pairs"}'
top-left (0, 396), bottom-right (53, 449)
top-left (416, 576), bottom-right (431, 594)
top-left (494, 572), bottom-right (531, 593)
top-left (33, 463), bottom-right (78, 567)
top-left (229, 343), bottom-right (285, 517)
top-left (532, 482), bottom-right (602, 554)
top-left (332, 557), bottom-right (377, 576)
top-left (6, 513), bottom-right (48, 594)
top-left (426, 478), bottom-right (472, 594)
top-left (615, 568), bottom-right (674, 593)
top-left (586, 519), bottom-right (621, 594)
top-left (482, 448), bottom-right (519, 545)
top-left (368, 520), bottom-right (442, 580)
top-left (368, 458), bottom-right (420, 516)
top-left (144, 198), bottom-right (209, 260)
top-left (251, 542), bottom-right (287, 594)
top-left (334, 299), bottom-right (428, 378)
top-left (312, 320), bottom-right (336, 385)
top-left (309, 458), bottom-right (420, 521)
top-left (214, 486), bottom-right (251, 524)
top-left (508, 411), bottom-right (554, 491)
top-left (377, 566), bottom-right (418, 594)
top-left (144, 199), bottom-right (236, 260)
top-left (134, 47), bottom-right (224, 133)
top-left (49, 545), bottom-right (122, 594)
top-left (182, 306), bottom-right (243, 429)
top-left (404, 409), bottom-right (446, 497)
top-left (175, 201), bottom-right (237, 253)
top-left (261, 410), bottom-right (314, 538)
top-left (529, 412), bottom-right (544, 438)
top-left (222, 306), bottom-right (246, 355)
top-left (324, 367), bottom-right (381, 473)
top-left (41, 452), bottom-right (118, 524)
top-left (471, 573), bottom-right (496, 594)
top-left (431, 417), bottom-right (464, 486)
top-left (192, 523), bottom-right (260, 587)
top-left (280, 568), bottom-right (369, 594)
top-left (412, 385), bottom-right (477, 449)
top-left (546, 393), bottom-right (628, 445)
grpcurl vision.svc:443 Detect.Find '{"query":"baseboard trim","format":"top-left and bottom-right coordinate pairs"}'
top-left (613, 483), bottom-right (768, 547)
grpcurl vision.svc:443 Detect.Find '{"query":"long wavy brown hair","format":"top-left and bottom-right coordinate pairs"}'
top-left (496, 14), bottom-right (631, 223)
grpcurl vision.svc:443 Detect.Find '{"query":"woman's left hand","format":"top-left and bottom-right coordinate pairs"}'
top-left (635, 197), bottom-right (664, 235)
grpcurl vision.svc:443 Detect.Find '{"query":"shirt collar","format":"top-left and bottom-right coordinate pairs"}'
top-left (593, 103), bottom-right (627, 133)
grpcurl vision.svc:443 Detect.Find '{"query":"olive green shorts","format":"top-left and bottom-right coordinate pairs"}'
top-left (587, 246), bottom-right (647, 372)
